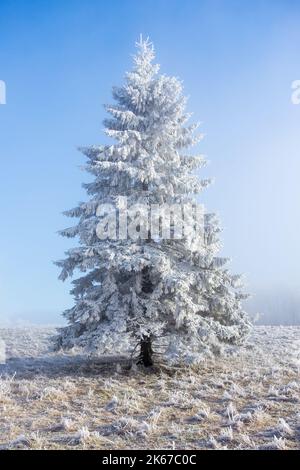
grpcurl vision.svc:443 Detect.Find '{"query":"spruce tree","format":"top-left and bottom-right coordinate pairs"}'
top-left (56, 38), bottom-right (251, 365)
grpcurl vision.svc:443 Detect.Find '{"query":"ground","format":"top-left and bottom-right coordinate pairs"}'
top-left (0, 326), bottom-right (299, 450)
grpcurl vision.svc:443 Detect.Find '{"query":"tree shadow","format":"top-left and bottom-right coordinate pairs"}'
top-left (0, 353), bottom-right (131, 379)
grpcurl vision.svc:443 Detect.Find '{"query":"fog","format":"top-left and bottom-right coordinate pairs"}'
top-left (247, 288), bottom-right (300, 325)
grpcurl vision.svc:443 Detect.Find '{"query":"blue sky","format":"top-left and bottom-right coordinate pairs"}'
top-left (0, 0), bottom-right (300, 324)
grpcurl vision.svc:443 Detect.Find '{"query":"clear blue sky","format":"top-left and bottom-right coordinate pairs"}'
top-left (0, 0), bottom-right (300, 325)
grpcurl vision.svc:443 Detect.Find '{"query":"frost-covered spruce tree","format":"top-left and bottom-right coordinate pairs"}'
top-left (56, 38), bottom-right (251, 365)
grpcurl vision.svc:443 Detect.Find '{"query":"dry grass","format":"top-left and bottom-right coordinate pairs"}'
top-left (0, 325), bottom-right (299, 450)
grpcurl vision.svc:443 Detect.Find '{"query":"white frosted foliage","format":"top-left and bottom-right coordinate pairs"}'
top-left (55, 38), bottom-right (251, 363)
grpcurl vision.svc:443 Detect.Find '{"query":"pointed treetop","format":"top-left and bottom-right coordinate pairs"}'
top-left (136, 34), bottom-right (154, 55)
top-left (132, 35), bottom-right (159, 75)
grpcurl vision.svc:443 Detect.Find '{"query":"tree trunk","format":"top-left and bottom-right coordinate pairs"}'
top-left (137, 334), bottom-right (153, 367)
top-left (141, 266), bottom-right (153, 293)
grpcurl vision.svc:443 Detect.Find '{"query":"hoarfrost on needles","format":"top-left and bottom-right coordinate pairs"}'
top-left (55, 37), bottom-right (251, 363)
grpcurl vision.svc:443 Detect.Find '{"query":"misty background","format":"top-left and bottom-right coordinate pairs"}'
top-left (0, 0), bottom-right (299, 326)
